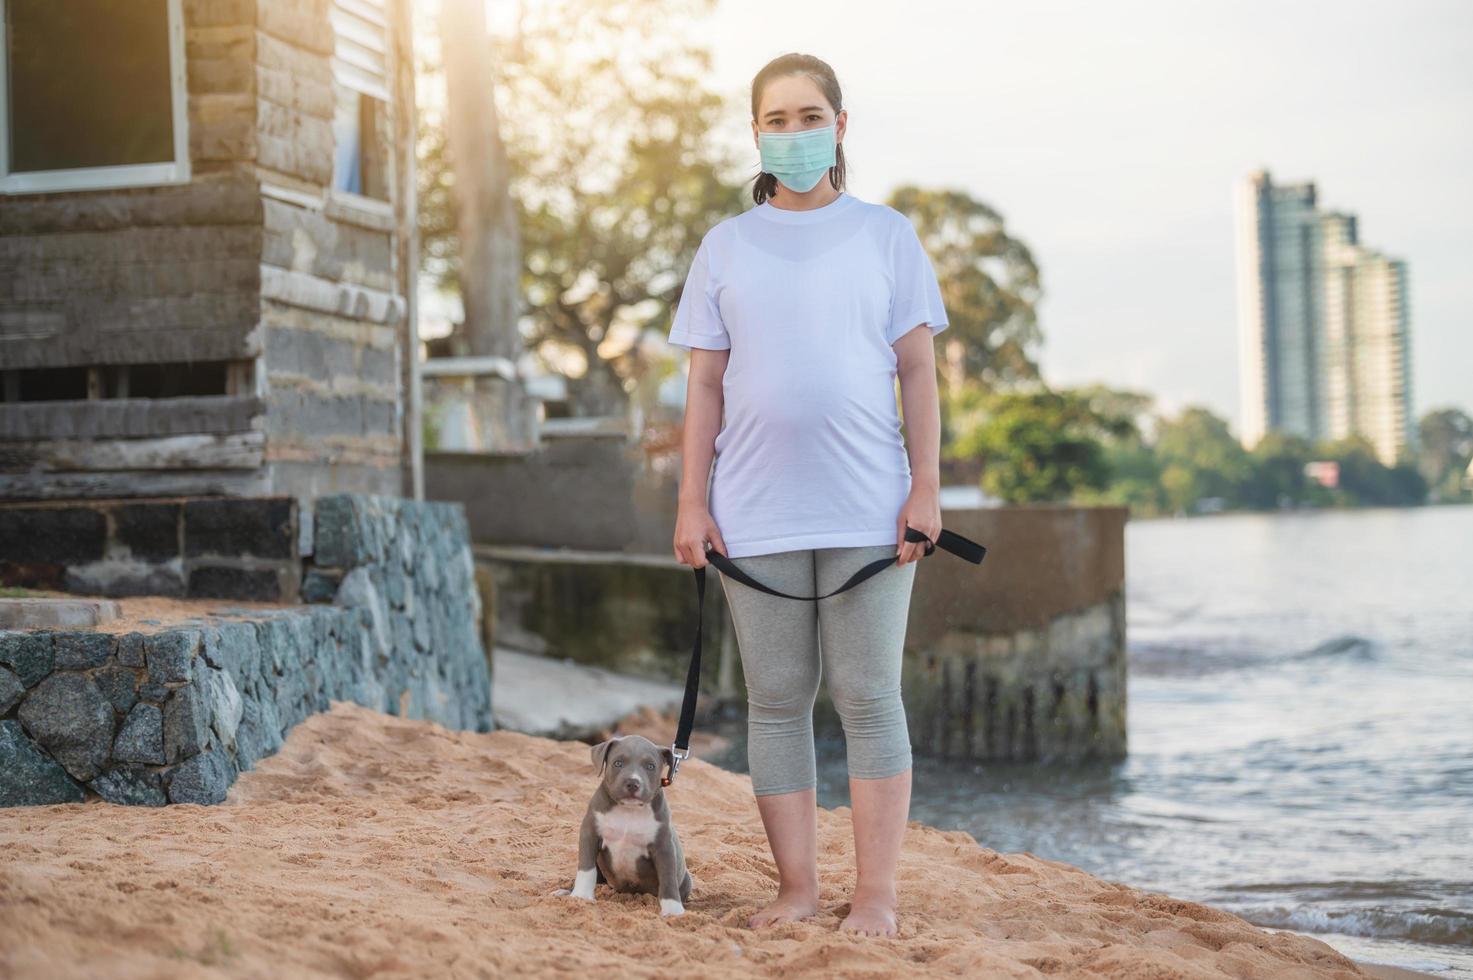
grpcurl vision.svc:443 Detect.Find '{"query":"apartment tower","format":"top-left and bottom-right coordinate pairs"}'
top-left (1234, 169), bottom-right (1414, 465)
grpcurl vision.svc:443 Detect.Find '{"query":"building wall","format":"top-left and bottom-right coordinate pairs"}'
top-left (0, 0), bottom-right (268, 499)
top-left (0, 0), bottom-right (414, 503)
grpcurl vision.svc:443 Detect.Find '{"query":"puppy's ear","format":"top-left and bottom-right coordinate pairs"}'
top-left (590, 737), bottom-right (619, 775)
top-left (661, 746), bottom-right (675, 771)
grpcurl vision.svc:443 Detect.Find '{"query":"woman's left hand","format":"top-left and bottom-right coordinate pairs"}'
top-left (896, 485), bottom-right (942, 566)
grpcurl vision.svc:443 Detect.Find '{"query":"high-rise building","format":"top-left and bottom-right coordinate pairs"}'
top-left (1234, 169), bottom-right (1415, 465)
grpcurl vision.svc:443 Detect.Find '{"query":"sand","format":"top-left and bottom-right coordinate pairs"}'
top-left (0, 702), bottom-right (1389, 979)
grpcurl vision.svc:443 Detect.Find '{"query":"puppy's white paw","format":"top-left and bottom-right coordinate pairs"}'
top-left (567, 868), bottom-right (597, 901)
top-left (660, 898), bottom-right (685, 917)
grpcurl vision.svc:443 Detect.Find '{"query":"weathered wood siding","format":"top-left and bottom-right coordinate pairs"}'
top-left (0, 0), bottom-right (412, 502)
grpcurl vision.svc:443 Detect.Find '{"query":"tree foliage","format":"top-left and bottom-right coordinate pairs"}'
top-left (948, 386), bottom-right (1114, 504)
top-left (1417, 407), bottom-right (1473, 502)
top-left (887, 186), bottom-right (1043, 394)
top-left (418, 0), bottom-right (747, 414)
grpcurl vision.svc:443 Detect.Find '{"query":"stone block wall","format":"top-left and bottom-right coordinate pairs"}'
top-left (0, 494), bottom-right (490, 807)
top-left (0, 497), bottom-right (299, 600)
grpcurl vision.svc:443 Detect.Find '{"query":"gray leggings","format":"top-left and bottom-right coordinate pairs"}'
top-left (718, 544), bottom-right (918, 796)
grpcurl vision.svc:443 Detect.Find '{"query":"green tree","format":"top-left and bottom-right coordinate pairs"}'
top-left (1243, 430), bottom-right (1314, 509)
top-left (1318, 435), bottom-right (1427, 507)
top-left (1417, 407), bottom-right (1473, 503)
top-left (418, 0), bottom-right (747, 415)
top-left (887, 187), bottom-right (1043, 396)
top-left (1153, 406), bottom-right (1253, 513)
top-left (948, 386), bottom-right (1112, 504)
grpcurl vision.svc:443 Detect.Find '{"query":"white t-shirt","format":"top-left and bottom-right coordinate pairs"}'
top-left (666, 191), bottom-right (950, 558)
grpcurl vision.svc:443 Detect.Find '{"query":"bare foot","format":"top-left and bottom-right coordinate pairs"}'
top-left (748, 887), bottom-right (819, 928)
top-left (840, 889), bottom-right (898, 937)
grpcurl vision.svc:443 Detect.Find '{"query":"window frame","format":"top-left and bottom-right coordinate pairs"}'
top-left (0, 0), bottom-right (191, 196)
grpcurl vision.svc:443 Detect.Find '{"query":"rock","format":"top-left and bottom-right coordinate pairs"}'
top-left (336, 567), bottom-right (389, 659)
top-left (16, 673), bottom-right (115, 781)
top-left (0, 719), bottom-right (86, 806)
top-left (162, 678), bottom-right (210, 764)
top-left (0, 666), bottom-right (24, 715)
top-left (51, 631), bottom-right (115, 669)
top-left (113, 703), bottom-right (164, 765)
top-left (94, 664), bottom-right (140, 715)
top-left (204, 667), bottom-right (243, 750)
top-left (137, 679), bottom-right (171, 703)
top-left (0, 632), bottom-right (54, 687)
top-left (300, 568), bottom-right (342, 603)
top-left (145, 630), bottom-right (199, 684)
top-left (313, 495), bottom-right (370, 567)
top-left (90, 765), bottom-right (168, 807)
top-left (207, 618), bottom-right (259, 686)
top-left (412, 602), bottom-right (432, 652)
top-left (383, 564), bottom-right (407, 609)
top-left (116, 632), bottom-right (146, 667)
top-left (234, 697), bottom-right (283, 771)
top-left (167, 749), bottom-right (234, 805)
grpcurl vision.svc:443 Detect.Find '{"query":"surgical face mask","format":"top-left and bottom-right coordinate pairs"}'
top-left (757, 121), bottom-right (837, 193)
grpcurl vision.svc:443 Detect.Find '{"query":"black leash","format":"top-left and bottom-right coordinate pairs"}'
top-left (662, 525), bottom-right (987, 785)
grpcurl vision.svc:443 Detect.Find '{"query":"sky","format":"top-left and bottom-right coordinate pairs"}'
top-left (686, 0), bottom-right (1473, 433)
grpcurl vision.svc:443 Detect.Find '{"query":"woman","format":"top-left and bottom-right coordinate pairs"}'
top-left (667, 52), bottom-right (948, 938)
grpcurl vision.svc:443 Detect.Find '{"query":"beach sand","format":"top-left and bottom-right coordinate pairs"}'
top-left (0, 701), bottom-right (1400, 978)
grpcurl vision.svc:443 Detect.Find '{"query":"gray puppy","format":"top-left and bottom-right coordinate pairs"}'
top-left (553, 734), bottom-right (693, 916)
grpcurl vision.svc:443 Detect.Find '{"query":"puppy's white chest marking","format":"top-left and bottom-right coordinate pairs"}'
top-left (595, 804), bottom-right (659, 880)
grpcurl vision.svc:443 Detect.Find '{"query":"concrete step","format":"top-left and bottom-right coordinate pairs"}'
top-left (490, 647), bottom-right (706, 747)
top-left (0, 598), bottom-right (121, 629)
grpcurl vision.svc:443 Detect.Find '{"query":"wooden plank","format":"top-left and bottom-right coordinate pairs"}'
top-left (0, 224), bottom-right (262, 266)
top-left (262, 197), bottom-right (394, 290)
top-left (256, 127), bottom-right (335, 185)
top-left (190, 92), bottom-right (259, 162)
top-left (186, 0), bottom-right (256, 29)
top-left (261, 300), bottom-right (397, 350)
top-left (0, 468), bottom-right (271, 501)
top-left (0, 326), bottom-right (260, 370)
top-left (0, 432), bottom-right (265, 473)
top-left (0, 397), bottom-right (265, 441)
top-left (0, 172), bottom-right (260, 235)
top-left (260, 265), bottom-right (404, 324)
top-left (258, 0), bottom-right (334, 55)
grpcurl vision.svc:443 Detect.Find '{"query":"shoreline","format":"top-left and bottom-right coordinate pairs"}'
top-left (1355, 964), bottom-right (1444, 980)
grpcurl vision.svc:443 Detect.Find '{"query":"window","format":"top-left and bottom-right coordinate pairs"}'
top-left (0, 0), bottom-right (190, 194)
top-left (332, 84), bottom-right (389, 200)
top-left (330, 0), bottom-right (391, 202)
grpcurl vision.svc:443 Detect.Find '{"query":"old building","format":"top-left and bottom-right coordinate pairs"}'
top-left (0, 0), bottom-right (422, 503)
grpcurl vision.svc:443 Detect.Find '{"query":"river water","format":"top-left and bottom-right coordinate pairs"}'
top-left (712, 505), bottom-right (1473, 975)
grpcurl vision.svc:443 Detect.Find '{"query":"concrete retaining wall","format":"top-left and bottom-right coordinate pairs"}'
top-left (0, 494), bottom-right (491, 807)
top-left (479, 504), bottom-right (1128, 763)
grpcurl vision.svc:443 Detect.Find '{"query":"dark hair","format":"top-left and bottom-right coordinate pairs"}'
top-left (749, 53), bottom-right (847, 205)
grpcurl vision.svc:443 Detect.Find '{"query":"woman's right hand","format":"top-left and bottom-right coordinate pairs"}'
top-left (674, 504), bottom-right (727, 568)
